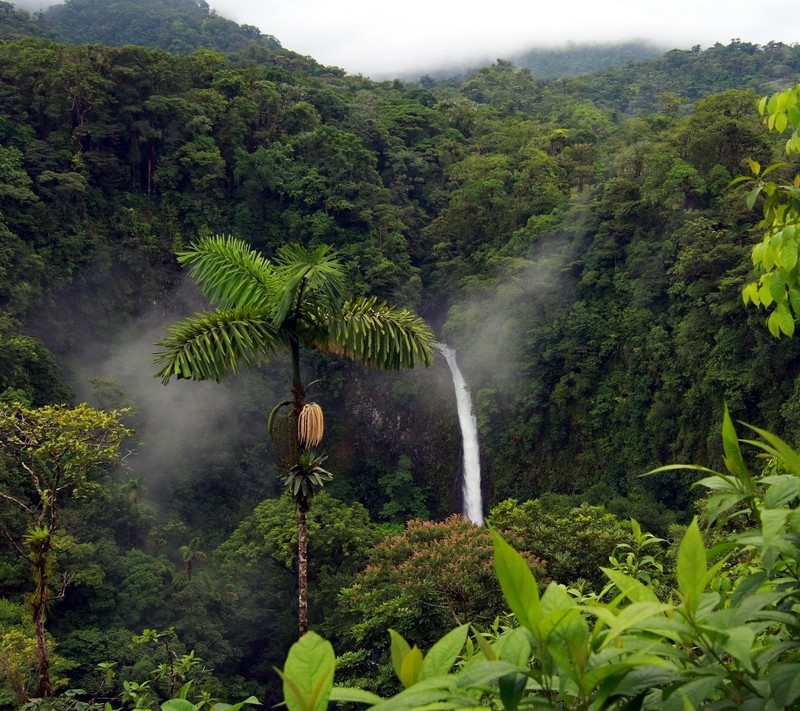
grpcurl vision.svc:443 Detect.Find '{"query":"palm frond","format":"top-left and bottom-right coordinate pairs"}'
top-left (154, 308), bottom-right (283, 384)
top-left (311, 296), bottom-right (434, 370)
top-left (178, 235), bottom-right (278, 310)
top-left (271, 243), bottom-right (345, 326)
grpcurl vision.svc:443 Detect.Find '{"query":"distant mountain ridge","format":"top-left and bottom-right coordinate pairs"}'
top-left (42, 0), bottom-right (281, 55)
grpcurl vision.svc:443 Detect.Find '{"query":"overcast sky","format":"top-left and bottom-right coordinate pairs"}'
top-left (210, 0), bottom-right (799, 78)
top-left (17, 0), bottom-right (800, 78)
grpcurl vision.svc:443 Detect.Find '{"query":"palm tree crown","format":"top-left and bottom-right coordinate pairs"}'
top-left (155, 236), bottom-right (434, 636)
top-left (154, 236), bottom-right (434, 383)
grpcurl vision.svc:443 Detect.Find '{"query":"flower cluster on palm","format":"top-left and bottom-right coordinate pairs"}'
top-left (155, 235), bottom-right (434, 634)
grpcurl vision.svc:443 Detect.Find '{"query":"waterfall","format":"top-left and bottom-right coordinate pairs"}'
top-left (436, 343), bottom-right (483, 526)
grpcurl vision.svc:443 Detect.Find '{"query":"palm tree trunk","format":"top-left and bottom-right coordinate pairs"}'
top-left (297, 498), bottom-right (309, 636)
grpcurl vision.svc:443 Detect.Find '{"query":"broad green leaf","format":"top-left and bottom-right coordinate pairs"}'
top-left (389, 629), bottom-right (411, 682)
top-left (498, 673), bottom-right (526, 711)
top-left (772, 302), bottom-right (796, 336)
top-left (780, 240), bottom-right (798, 271)
top-left (495, 627), bottom-right (531, 666)
top-left (746, 185), bottom-right (762, 209)
top-left (720, 405), bottom-right (750, 490)
top-left (599, 602), bottom-right (671, 647)
top-left (420, 624), bottom-right (469, 680)
top-left (212, 698), bottom-right (262, 711)
top-left (776, 111), bottom-right (789, 133)
top-left (763, 475), bottom-right (800, 508)
top-left (742, 423), bottom-right (800, 477)
top-left (399, 645), bottom-right (423, 688)
top-left (705, 493), bottom-right (745, 527)
top-left (453, 660), bottom-right (525, 690)
top-left (768, 663), bottom-right (800, 707)
top-left (329, 687), bottom-right (383, 705)
top-left (161, 701), bottom-right (197, 711)
top-left (721, 625), bottom-right (755, 671)
top-left (601, 567), bottom-right (659, 604)
top-left (693, 475), bottom-right (738, 492)
top-left (767, 271), bottom-right (787, 304)
top-left (676, 519), bottom-right (706, 615)
top-left (281, 631), bottom-right (335, 711)
top-left (472, 628), bottom-right (497, 661)
top-left (368, 675), bottom-right (456, 711)
top-left (491, 528), bottom-right (541, 635)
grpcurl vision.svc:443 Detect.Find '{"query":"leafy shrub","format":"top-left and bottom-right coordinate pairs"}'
top-left (277, 408), bottom-right (800, 709)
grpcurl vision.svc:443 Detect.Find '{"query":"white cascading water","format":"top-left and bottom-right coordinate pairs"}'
top-left (436, 343), bottom-right (483, 526)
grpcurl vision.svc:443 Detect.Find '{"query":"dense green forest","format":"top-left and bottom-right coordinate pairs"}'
top-left (2, 0), bottom-right (800, 706)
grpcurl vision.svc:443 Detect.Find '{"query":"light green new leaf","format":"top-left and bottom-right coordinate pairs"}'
top-left (472, 628), bottom-right (497, 661)
top-left (597, 602), bottom-right (671, 648)
top-left (420, 624), bottom-right (469, 680)
top-left (601, 567), bottom-right (659, 604)
top-left (389, 629), bottom-right (411, 682)
top-left (368, 675), bottom-right (456, 711)
top-left (399, 646), bottom-right (423, 688)
top-left (676, 519), bottom-right (706, 615)
top-left (280, 631), bottom-right (335, 711)
top-left (212, 697), bottom-right (262, 711)
top-left (491, 528), bottom-right (541, 636)
top-left (329, 687), bottom-right (383, 705)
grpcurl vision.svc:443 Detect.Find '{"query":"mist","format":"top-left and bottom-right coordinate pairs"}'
top-left (443, 198), bottom-right (591, 402)
top-left (42, 276), bottom-right (283, 509)
top-left (16, 0), bottom-right (800, 80)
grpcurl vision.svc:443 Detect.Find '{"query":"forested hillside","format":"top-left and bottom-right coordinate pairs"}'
top-left (1, 1), bottom-right (800, 705)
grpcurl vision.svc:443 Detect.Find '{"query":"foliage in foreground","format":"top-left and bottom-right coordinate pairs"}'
top-left (277, 408), bottom-right (800, 710)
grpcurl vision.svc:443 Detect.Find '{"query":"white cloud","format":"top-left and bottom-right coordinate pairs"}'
top-left (13, 0), bottom-right (800, 78)
top-left (213, 0), bottom-right (799, 77)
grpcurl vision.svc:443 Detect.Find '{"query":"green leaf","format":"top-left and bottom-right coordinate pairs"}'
top-left (720, 625), bottom-right (755, 671)
top-left (491, 528), bottom-right (541, 636)
top-left (281, 631), bottom-right (335, 711)
top-left (329, 687), bottom-right (383, 705)
top-left (780, 240), bottom-right (798, 271)
top-left (399, 645), bottom-right (423, 688)
top-left (368, 676), bottom-right (456, 711)
top-left (676, 519), bottom-right (706, 615)
top-left (705, 493), bottom-right (745, 527)
top-left (601, 567), bottom-right (659, 604)
top-left (212, 698), bottom-right (262, 711)
top-left (420, 624), bottom-right (469, 680)
top-left (746, 185), bottom-right (762, 209)
top-left (161, 701), bottom-right (198, 711)
top-left (472, 628), bottom-right (497, 661)
top-left (599, 602), bottom-right (671, 647)
top-left (498, 673), bottom-right (526, 711)
top-left (453, 660), bottom-right (524, 690)
top-left (768, 663), bottom-right (800, 707)
top-left (769, 302), bottom-right (796, 337)
top-left (389, 629), bottom-right (411, 682)
top-left (763, 475), bottom-right (800, 508)
top-left (741, 423), bottom-right (800, 477)
top-left (721, 405), bottom-right (749, 485)
top-left (495, 628), bottom-right (531, 666)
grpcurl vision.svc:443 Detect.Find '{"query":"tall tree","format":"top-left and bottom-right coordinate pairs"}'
top-left (154, 236), bottom-right (433, 634)
top-left (0, 402), bottom-right (132, 699)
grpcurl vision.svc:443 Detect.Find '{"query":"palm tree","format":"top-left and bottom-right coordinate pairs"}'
top-left (155, 236), bottom-right (433, 634)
